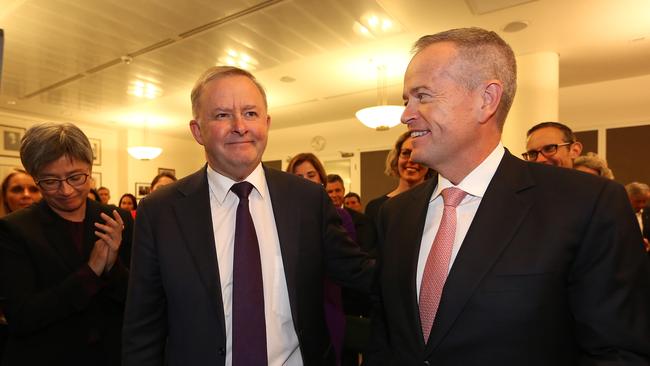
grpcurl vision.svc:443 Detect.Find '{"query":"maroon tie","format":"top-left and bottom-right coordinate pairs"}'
top-left (419, 187), bottom-right (467, 343)
top-left (231, 182), bottom-right (267, 365)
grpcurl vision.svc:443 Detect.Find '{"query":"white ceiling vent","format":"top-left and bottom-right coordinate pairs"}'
top-left (465, 0), bottom-right (537, 15)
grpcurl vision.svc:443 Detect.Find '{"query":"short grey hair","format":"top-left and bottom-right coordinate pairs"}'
top-left (625, 182), bottom-right (650, 198)
top-left (573, 152), bottom-right (614, 179)
top-left (191, 66), bottom-right (267, 119)
top-left (20, 122), bottom-right (93, 177)
top-left (413, 27), bottom-right (517, 129)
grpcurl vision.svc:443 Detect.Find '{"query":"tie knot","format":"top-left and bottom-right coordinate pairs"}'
top-left (441, 187), bottom-right (467, 208)
top-left (231, 181), bottom-right (254, 200)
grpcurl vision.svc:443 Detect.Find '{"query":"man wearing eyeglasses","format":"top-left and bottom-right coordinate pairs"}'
top-left (0, 122), bottom-right (132, 366)
top-left (523, 121), bottom-right (583, 168)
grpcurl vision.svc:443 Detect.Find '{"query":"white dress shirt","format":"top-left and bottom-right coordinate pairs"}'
top-left (416, 143), bottom-right (505, 299)
top-left (206, 163), bottom-right (302, 366)
top-left (636, 210), bottom-right (644, 234)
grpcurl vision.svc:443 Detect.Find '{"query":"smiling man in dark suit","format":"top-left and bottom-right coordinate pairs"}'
top-left (122, 66), bottom-right (373, 366)
top-left (367, 27), bottom-right (650, 365)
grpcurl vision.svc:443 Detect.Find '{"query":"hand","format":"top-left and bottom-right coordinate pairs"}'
top-left (93, 210), bottom-right (125, 273)
top-left (88, 240), bottom-right (109, 276)
top-left (643, 238), bottom-right (649, 252)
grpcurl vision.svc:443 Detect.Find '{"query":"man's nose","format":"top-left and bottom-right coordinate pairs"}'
top-left (232, 115), bottom-right (246, 134)
top-left (401, 102), bottom-right (415, 125)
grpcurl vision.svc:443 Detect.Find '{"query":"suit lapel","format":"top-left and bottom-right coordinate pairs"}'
top-left (172, 167), bottom-right (225, 330)
top-left (264, 167), bottom-right (301, 324)
top-left (425, 152), bottom-right (535, 353)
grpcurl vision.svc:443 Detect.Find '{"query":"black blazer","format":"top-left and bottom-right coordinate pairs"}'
top-left (122, 165), bottom-right (373, 366)
top-left (0, 199), bottom-right (132, 366)
top-left (368, 151), bottom-right (650, 365)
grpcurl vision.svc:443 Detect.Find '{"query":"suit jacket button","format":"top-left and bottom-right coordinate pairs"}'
top-left (219, 347), bottom-right (226, 356)
top-left (423, 361), bottom-right (430, 366)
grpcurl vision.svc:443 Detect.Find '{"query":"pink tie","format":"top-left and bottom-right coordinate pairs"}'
top-left (419, 187), bottom-right (467, 343)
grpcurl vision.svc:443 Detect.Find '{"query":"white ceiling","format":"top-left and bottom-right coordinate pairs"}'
top-left (1, 0), bottom-right (649, 138)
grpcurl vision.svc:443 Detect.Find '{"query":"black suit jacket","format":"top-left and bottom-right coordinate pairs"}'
top-left (368, 151), bottom-right (650, 365)
top-left (122, 165), bottom-right (373, 366)
top-left (641, 208), bottom-right (650, 240)
top-left (0, 199), bottom-right (132, 366)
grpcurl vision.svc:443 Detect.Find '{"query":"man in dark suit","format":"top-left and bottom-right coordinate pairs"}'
top-left (625, 182), bottom-right (650, 251)
top-left (0, 122), bottom-right (130, 366)
top-left (367, 27), bottom-right (650, 365)
top-left (122, 66), bottom-right (373, 366)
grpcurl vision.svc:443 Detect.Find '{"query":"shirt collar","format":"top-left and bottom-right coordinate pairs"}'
top-left (432, 143), bottom-right (505, 202)
top-left (206, 163), bottom-right (267, 205)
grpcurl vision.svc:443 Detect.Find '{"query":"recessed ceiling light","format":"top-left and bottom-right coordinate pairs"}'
top-left (280, 76), bottom-right (296, 83)
top-left (128, 80), bottom-right (162, 99)
top-left (503, 20), bottom-right (529, 33)
top-left (218, 49), bottom-right (257, 70)
top-left (6, 100), bottom-right (16, 105)
top-left (354, 13), bottom-right (401, 38)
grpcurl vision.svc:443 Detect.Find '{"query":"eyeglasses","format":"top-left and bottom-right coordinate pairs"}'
top-left (522, 142), bottom-right (573, 161)
top-left (36, 173), bottom-right (89, 191)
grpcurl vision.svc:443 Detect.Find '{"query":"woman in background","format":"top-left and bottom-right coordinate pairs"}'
top-left (287, 152), bottom-right (353, 366)
top-left (150, 172), bottom-right (177, 192)
top-left (119, 193), bottom-right (138, 219)
top-left (1, 169), bottom-right (41, 217)
top-left (365, 131), bottom-right (434, 223)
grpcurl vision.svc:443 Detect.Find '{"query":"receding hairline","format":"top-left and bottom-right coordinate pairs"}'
top-left (191, 66), bottom-right (268, 119)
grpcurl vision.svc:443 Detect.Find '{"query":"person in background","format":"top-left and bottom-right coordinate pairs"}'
top-left (0, 168), bottom-right (43, 361)
top-left (365, 131), bottom-right (433, 224)
top-left (523, 122), bottom-right (583, 168)
top-left (344, 192), bottom-right (363, 213)
top-left (625, 182), bottom-right (650, 251)
top-left (0, 122), bottom-right (132, 366)
top-left (150, 172), bottom-right (176, 192)
top-left (326, 174), bottom-right (376, 256)
top-left (287, 152), bottom-right (354, 366)
top-left (368, 27), bottom-right (650, 365)
top-left (119, 193), bottom-right (138, 219)
top-left (97, 186), bottom-right (111, 205)
top-left (573, 152), bottom-right (614, 179)
top-left (1, 169), bottom-right (41, 217)
top-left (88, 188), bottom-right (100, 201)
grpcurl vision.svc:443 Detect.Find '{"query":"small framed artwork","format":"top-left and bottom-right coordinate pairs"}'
top-left (91, 172), bottom-right (102, 188)
top-left (89, 138), bottom-right (101, 166)
top-left (158, 167), bottom-right (176, 176)
top-left (0, 125), bottom-right (26, 158)
top-left (135, 182), bottom-right (151, 199)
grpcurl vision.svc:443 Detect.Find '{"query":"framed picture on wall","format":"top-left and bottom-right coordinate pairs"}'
top-left (0, 125), bottom-right (26, 158)
top-left (89, 138), bottom-right (101, 166)
top-left (91, 172), bottom-right (102, 188)
top-left (157, 167), bottom-right (175, 176)
top-left (135, 182), bottom-right (151, 199)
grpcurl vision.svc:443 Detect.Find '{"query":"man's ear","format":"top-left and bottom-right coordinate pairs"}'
top-left (189, 119), bottom-right (205, 146)
top-left (569, 141), bottom-right (583, 158)
top-left (478, 81), bottom-right (503, 124)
